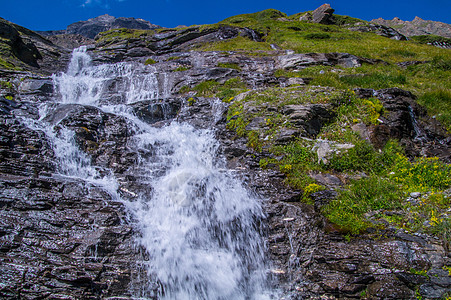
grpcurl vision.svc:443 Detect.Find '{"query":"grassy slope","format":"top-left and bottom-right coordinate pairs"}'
top-left (194, 9), bottom-right (451, 131)
top-left (185, 9), bottom-right (451, 245)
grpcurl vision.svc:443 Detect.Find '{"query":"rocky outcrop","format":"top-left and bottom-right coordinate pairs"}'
top-left (276, 52), bottom-right (385, 69)
top-left (299, 3), bottom-right (335, 24)
top-left (354, 88), bottom-right (451, 162)
top-left (0, 176), bottom-right (149, 299)
top-left (282, 104), bottom-right (335, 138)
top-left (348, 23), bottom-right (408, 40)
top-left (39, 14), bottom-right (161, 39)
top-left (93, 25), bottom-right (264, 59)
top-left (312, 3), bottom-right (335, 24)
top-left (372, 16), bottom-right (451, 38)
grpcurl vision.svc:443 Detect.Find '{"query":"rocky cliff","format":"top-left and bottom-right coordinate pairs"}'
top-left (1, 6), bottom-right (450, 299)
top-left (372, 16), bottom-right (451, 38)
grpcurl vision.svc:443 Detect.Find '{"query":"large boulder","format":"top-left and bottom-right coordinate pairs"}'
top-left (304, 4), bottom-right (335, 24)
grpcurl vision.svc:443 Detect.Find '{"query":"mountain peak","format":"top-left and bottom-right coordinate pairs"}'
top-left (40, 15), bottom-right (161, 39)
top-left (89, 14), bottom-right (116, 22)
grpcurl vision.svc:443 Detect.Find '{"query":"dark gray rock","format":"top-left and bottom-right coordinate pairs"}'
top-left (348, 23), bottom-right (408, 40)
top-left (45, 104), bottom-right (131, 172)
top-left (0, 176), bottom-right (149, 299)
top-left (310, 172), bottom-right (343, 187)
top-left (130, 98), bottom-right (182, 124)
top-left (371, 16), bottom-right (451, 39)
top-left (428, 268), bottom-right (451, 288)
top-left (0, 117), bottom-right (55, 177)
top-left (419, 283), bottom-right (448, 299)
top-left (367, 279), bottom-right (415, 299)
top-left (245, 117), bottom-right (266, 131)
top-left (283, 103), bottom-right (335, 138)
top-left (311, 189), bottom-right (338, 210)
top-left (274, 129), bottom-right (301, 145)
top-left (396, 272), bottom-right (428, 289)
top-left (277, 52), bottom-right (384, 70)
top-left (397, 60), bottom-right (429, 68)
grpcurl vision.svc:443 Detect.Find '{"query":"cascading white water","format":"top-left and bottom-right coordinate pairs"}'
top-left (47, 47), bottom-right (272, 299)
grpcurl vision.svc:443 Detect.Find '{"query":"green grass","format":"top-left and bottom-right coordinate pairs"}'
top-left (95, 28), bottom-right (154, 46)
top-left (323, 176), bottom-right (405, 234)
top-left (411, 35), bottom-right (451, 45)
top-left (221, 81), bottom-right (451, 243)
top-left (276, 59), bottom-right (451, 130)
top-left (417, 89), bottom-right (451, 130)
top-left (173, 66), bottom-right (191, 72)
top-left (144, 58), bottom-right (156, 65)
top-left (191, 9), bottom-right (451, 132)
top-left (179, 77), bottom-right (248, 100)
top-left (195, 36), bottom-right (273, 52)
top-left (217, 62), bottom-right (241, 70)
top-left (303, 32), bottom-right (331, 40)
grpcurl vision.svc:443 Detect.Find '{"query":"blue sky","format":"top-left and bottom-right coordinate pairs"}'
top-left (2, 0), bottom-right (450, 31)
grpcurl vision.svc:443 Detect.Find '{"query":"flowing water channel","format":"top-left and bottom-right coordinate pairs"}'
top-left (31, 46), bottom-right (272, 299)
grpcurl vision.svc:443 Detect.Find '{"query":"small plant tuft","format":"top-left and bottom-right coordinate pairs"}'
top-left (144, 58), bottom-right (157, 65)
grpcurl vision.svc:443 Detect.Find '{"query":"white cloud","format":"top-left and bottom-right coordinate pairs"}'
top-left (81, 0), bottom-right (124, 8)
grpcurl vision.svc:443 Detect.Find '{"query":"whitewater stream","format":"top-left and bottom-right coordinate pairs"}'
top-left (29, 46), bottom-right (273, 299)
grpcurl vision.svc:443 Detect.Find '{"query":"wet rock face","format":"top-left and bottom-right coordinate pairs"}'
top-left (0, 100), bottom-right (153, 298)
top-left (355, 88), bottom-right (451, 162)
top-left (0, 115), bottom-right (55, 177)
top-left (44, 104), bottom-right (132, 172)
top-left (131, 98), bottom-right (182, 125)
top-left (0, 176), bottom-right (149, 299)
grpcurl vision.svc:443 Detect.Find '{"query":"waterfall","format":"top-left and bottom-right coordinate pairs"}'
top-left (45, 46), bottom-right (272, 299)
top-left (407, 106), bottom-right (427, 141)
